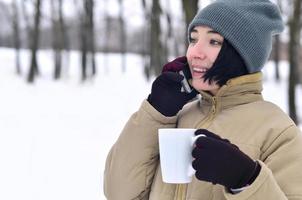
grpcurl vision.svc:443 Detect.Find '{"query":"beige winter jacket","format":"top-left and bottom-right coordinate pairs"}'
top-left (104, 73), bottom-right (302, 200)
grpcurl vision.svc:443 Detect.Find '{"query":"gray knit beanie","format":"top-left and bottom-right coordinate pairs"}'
top-left (188, 0), bottom-right (285, 73)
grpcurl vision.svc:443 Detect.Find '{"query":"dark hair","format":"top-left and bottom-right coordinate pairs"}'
top-left (203, 39), bottom-right (248, 86)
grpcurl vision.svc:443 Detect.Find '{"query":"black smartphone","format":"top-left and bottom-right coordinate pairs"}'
top-left (178, 63), bottom-right (193, 93)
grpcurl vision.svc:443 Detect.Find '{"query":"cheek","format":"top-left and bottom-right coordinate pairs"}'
top-left (186, 47), bottom-right (194, 64)
top-left (208, 49), bottom-right (221, 63)
top-left (186, 48), bottom-right (192, 60)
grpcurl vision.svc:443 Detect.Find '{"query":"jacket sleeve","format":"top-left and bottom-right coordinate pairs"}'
top-left (103, 100), bottom-right (178, 200)
top-left (223, 125), bottom-right (302, 200)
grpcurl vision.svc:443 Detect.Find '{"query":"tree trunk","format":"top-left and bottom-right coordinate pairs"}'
top-left (79, 0), bottom-right (87, 81)
top-left (163, 0), bottom-right (172, 59)
top-left (118, 0), bottom-right (127, 73)
top-left (87, 0), bottom-right (96, 77)
top-left (81, 45), bottom-right (87, 81)
top-left (288, 0), bottom-right (301, 124)
top-left (150, 0), bottom-right (166, 76)
top-left (181, 0), bottom-right (199, 46)
top-left (27, 0), bottom-right (41, 83)
top-left (80, 15), bottom-right (87, 81)
top-left (141, 0), bottom-right (148, 57)
top-left (80, 0), bottom-right (95, 81)
top-left (60, 0), bottom-right (70, 78)
top-left (12, 0), bottom-right (21, 75)
top-left (51, 0), bottom-right (63, 80)
top-left (141, 0), bottom-right (151, 80)
top-left (273, 35), bottom-right (281, 81)
top-left (165, 0), bottom-right (180, 57)
top-left (274, 0), bottom-right (284, 82)
top-left (103, 0), bottom-right (110, 74)
top-left (21, 0), bottom-right (31, 49)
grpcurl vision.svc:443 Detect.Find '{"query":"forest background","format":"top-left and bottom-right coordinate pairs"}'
top-left (0, 0), bottom-right (301, 123)
top-left (0, 1), bottom-right (302, 199)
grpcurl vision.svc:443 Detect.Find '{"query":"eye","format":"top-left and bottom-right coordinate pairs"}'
top-left (210, 39), bottom-right (223, 46)
top-left (189, 37), bottom-right (197, 44)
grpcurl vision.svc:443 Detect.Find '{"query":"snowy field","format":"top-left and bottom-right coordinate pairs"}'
top-left (0, 48), bottom-right (301, 200)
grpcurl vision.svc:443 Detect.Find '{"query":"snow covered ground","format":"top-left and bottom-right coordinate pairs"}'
top-left (0, 48), bottom-right (301, 200)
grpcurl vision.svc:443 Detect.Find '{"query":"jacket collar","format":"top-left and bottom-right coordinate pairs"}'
top-left (198, 72), bottom-right (264, 111)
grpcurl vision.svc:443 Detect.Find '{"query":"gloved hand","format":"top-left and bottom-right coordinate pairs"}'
top-left (192, 129), bottom-right (261, 189)
top-left (163, 56), bottom-right (193, 93)
top-left (162, 56), bottom-right (187, 73)
top-left (147, 72), bottom-right (197, 116)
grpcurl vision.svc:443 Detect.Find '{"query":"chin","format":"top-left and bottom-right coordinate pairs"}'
top-left (192, 79), bottom-right (208, 91)
top-left (192, 79), bottom-right (219, 92)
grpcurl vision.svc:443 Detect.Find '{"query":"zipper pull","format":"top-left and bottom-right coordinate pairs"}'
top-left (212, 97), bottom-right (217, 113)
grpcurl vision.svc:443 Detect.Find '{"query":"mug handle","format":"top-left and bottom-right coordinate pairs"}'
top-left (188, 134), bottom-right (206, 177)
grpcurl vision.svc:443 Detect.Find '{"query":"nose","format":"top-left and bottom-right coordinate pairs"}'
top-left (190, 41), bottom-right (206, 60)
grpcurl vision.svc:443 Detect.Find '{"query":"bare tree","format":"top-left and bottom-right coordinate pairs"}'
top-left (27, 0), bottom-right (42, 83)
top-left (150, 0), bottom-right (166, 76)
top-left (118, 0), bottom-right (127, 73)
top-left (0, 2), bottom-right (11, 46)
top-left (87, 0), bottom-right (96, 77)
top-left (165, 0), bottom-right (180, 57)
top-left (273, 35), bottom-right (281, 81)
top-left (79, 0), bottom-right (96, 81)
top-left (102, 0), bottom-right (111, 74)
top-left (288, 0), bottom-right (301, 124)
top-left (0, 1), bottom-right (21, 73)
top-left (181, 0), bottom-right (199, 45)
top-left (51, 0), bottom-right (63, 79)
top-left (141, 0), bottom-right (151, 79)
top-left (163, 0), bottom-right (172, 59)
top-left (272, 0), bottom-right (284, 82)
top-left (58, 0), bottom-right (70, 79)
top-left (12, 0), bottom-right (21, 75)
top-left (21, 0), bottom-right (32, 49)
top-left (102, 0), bottom-right (109, 54)
top-left (76, 0), bottom-right (87, 81)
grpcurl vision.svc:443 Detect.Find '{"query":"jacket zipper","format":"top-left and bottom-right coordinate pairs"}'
top-left (197, 96), bottom-right (217, 129)
top-left (175, 97), bottom-right (218, 200)
top-left (174, 184), bottom-right (186, 200)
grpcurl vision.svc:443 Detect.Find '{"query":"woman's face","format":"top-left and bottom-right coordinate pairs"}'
top-left (186, 26), bottom-right (224, 95)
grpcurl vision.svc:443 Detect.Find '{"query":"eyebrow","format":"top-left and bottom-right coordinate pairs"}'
top-left (208, 30), bottom-right (220, 34)
top-left (191, 28), bottom-right (198, 33)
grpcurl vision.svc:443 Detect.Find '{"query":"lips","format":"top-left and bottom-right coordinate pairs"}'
top-left (192, 67), bottom-right (208, 78)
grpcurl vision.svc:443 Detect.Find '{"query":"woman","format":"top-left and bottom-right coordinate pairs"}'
top-left (104, 0), bottom-right (302, 199)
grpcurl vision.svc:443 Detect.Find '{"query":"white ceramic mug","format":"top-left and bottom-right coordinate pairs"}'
top-left (158, 128), bottom-right (205, 184)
